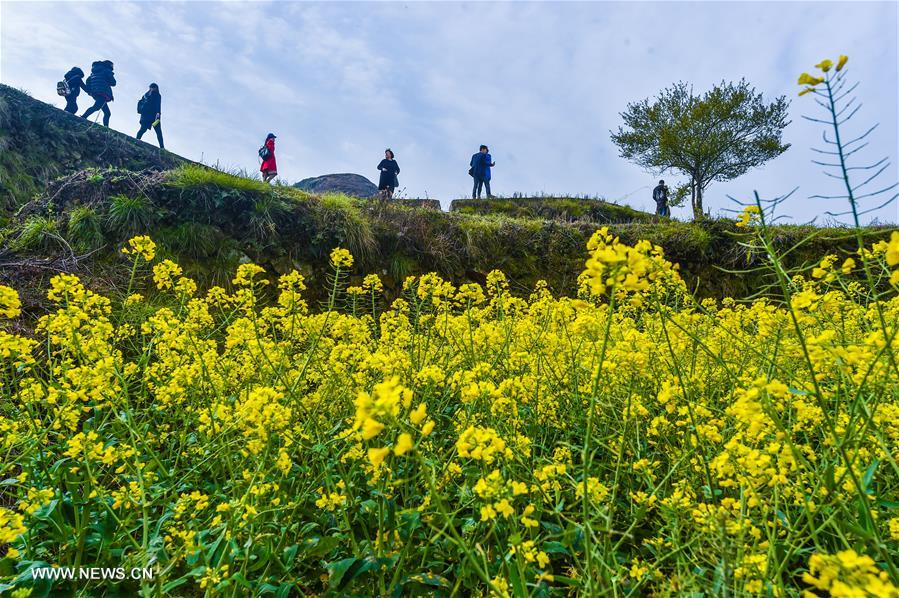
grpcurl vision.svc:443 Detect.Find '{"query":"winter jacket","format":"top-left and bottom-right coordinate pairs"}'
top-left (85, 61), bottom-right (116, 101)
top-left (138, 91), bottom-right (161, 125)
top-left (64, 67), bottom-right (86, 98)
top-left (260, 138), bottom-right (277, 173)
top-left (470, 152), bottom-right (494, 181)
top-left (483, 153), bottom-right (493, 181)
top-left (377, 159), bottom-right (400, 190)
top-left (653, 184), bottom-right (669, 206)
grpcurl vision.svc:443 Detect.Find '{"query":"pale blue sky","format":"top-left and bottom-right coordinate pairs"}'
top-left (2, 1), bottom-right (897, 223)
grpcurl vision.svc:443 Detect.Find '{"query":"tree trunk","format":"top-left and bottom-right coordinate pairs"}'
top-left (690, 178), bottom-right (698, 220)
top-left (692, 180), bottom-right (704, 220)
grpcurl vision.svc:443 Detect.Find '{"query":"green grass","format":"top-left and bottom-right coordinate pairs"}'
top-left (155, 222), bottom-right (224, 259)
top-left (10, 215), bottom-right (61, 252)
top-left (450, 196), bottom-right (653, 223)
top-left (66, 206), bottom-right (105, 252)
top-left (107, 194), bottom-right (158, 237)
top-left (249, 194), bottom-right (290, 242)
top-left (313, 193), bottom-right (378, 265)
top-left (166, 164), bottom-right (274, 194)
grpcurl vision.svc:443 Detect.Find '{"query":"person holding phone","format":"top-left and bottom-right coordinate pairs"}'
top-left (469, 144), bottom-right (495, 199)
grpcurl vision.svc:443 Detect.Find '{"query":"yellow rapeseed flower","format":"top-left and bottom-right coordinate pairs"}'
top-left (0, 285), bottom-right (22, 319)
top-left (836, 54), bottom-right (848, 71)
top-left (121, 235), bottom-right (156, 262)
top-left (368, 446), bottom-right (390, 467)
top-left (798, 72), bottom-right (824, 86)
top-left (330, 247), bottom-right (354, 269)
top-left (409, 403), bottom-right (427, 425)
top-left (394, 433), bottom-right (413, 456)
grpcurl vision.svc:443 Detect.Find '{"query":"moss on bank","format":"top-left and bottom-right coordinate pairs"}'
top-left (450, 196), bottom-right (654, 223)
top-left (3, 165), bottom-right (893, 317)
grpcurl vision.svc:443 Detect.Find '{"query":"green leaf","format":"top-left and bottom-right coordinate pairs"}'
top-left (283, 545), bottom-right (299, 567)
top-left (162, 576), bottom-right (192, 593)
top-left (304, 535), bottom-right (340, 558)
top-left (328, 558), bottom-right (363, 591)
top-left (328, 557), bottom-right (397, 591)
top-left (862, 460), bottom-right (879, 493)
top-left (508, 562), bottom-right (526, 597)
top-left (542, 541), bottom-right (569, 555)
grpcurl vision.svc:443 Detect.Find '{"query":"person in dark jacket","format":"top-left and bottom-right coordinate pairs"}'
top-left (81, 60), bottom-right (116, 126)
top-left (377, 149), bottom-right (400, 200)
top-left (470, 145), bottom-right (495, 199)
top-left (136, 83), bottom-right (163, 149)
top-left (62, 67), bottom-right (87, 114)
top-left (260, 133), bottom-right (278, 183)
top-left (653, 179), bottom-right (670, 217)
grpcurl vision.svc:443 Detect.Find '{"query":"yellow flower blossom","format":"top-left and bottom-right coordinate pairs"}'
top-left (394, 433), bottom-right (413, 456)
top-left (836, 54), bottom-right (848, 71)
top-left (330, 247), bottom-right (354, 269)
top-left (121, 235), bottom-right (156, 261)
top-left (0, 285), bottom-right (22, 319)
top-left (798, 72), bottom-right (825, 86)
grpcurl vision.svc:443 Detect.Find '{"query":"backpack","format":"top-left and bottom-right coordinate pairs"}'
top-left (259, 145), bottom-right (271, 160)
top-left (57, 80), bottom-right (71, 96)
top-left (653, 186), bottom-right (664, 202)
top-left (137, 97), bottom-right (146, 114)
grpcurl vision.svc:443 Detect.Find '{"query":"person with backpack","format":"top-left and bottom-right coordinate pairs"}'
top-left (469, 145), bottom-right (495, 199)
top-left (377, 149), bottom-right (400, 200)
top-left (259, 133), bottom-right (277, 183)
top-left (81, 60), bottom-right (116, 126)
top-left (653, 179), bottom-right (670, 217)
top-left (58, 67), bottom-right (87, 114)
top-left (135, 83), bottom-right (164, 149)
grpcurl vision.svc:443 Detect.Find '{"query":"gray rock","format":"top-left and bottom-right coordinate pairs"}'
top-left (293, 173), bottom-right (379, 198)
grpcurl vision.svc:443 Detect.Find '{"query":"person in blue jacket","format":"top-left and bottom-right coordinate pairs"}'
top-left (81, 60), bottom-right (116, 126)
top-left (61, 67), bottom-right (87, 114)
top-left (469, 145), bottom-right (495, 199)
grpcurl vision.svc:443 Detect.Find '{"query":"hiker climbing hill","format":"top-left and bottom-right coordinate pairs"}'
top-left (81, 60), bottom-right (116, 126)
top-left (136, 83), bottom-right (164, 149)
top-left (59, 67), bottom-right (87, 114)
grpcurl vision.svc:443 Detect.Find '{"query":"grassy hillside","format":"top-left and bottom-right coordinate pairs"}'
top-left (1, 84), bottom-right (893, 316)
top-left (0, 84), bottom-right (183, 221)
top-left (3, 163), bottom-right (892, 316)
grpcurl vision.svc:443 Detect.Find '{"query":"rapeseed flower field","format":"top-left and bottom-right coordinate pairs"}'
top-left (2, 225), bottom-right (898, 596)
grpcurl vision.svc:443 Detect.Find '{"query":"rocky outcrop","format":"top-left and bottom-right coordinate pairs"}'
top-left (293, 173), bottom-right (379, 198)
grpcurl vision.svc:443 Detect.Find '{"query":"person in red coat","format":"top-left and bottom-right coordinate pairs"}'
top-left (260, 133), bottom-right (277, 183)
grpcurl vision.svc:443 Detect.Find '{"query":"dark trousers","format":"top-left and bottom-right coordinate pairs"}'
top-left (473, 177), bottom-right (492, 199)
top-left (137, 121), bottom-right (164, 149)
top-left (82, 97), bottom-right (111, 126)
top-left (655, 203), bottom-right (670, 217)
top-left (64, 96), bottom-right (78, 114)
